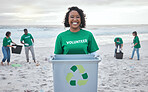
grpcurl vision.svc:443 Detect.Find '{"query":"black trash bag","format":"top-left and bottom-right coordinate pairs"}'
top-left (115, 51), bottom-right (123, 59)
top-left (11, 45), bottom-right (23, 54)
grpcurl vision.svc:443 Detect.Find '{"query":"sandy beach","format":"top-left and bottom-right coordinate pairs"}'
top-left (98, 40), bottom-right (148, 92)
top-left (0, 0), bottom-right (148, 91)
top-left (0, 39), bottom-right (148, 92)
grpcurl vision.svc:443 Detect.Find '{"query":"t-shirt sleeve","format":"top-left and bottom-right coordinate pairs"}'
top-left (135, 36), bottom-right (139, 43)
top-left (3, 38), bottom-right (7, 46)
top-left (30, 34), bottom-right (33, 39)
top-left (88, 33), bottom-right (99, 53)
top-left (54, 34), bottom-right (63, 54)
top-left (20, 36), bottom-right (24, 41)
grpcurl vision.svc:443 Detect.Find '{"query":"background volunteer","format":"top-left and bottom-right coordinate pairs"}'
top-left (54, 6), bottom-right (99, 54)
top-left (114, 37), bottom-right (123, 56)
top-left (1, 31), bottom-right (16, 66)
top-left (20, 29), bottom-right (36, 63)
top-left (130, 31), bottom-right (141, 60)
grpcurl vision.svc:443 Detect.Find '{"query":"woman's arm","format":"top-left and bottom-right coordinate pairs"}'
top-left (32, 39), bottom-right (34, 43)
top-left (21, 41), bottom-right (25, 44)
top-left (134, 43), bottom-right (138, 46)
top-left (115, 42), bottom-right (116, 46)
top-left (7, 45), bottom-right (13, 48)
top-left (12, 41), bottom-right (16, 45)
top-left (121, 44), bottom-right (123, 48)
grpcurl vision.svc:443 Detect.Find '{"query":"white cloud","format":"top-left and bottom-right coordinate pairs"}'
top-left (0, 0), bottom-right (148, 25)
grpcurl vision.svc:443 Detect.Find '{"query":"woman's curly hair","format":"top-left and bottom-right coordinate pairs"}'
top-left (64, 6), bottom-right (86, 28)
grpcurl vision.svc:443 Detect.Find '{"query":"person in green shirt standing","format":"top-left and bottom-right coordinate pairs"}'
top-left (54, 6), bottom-right (99, 54)
top-left (20, 29), bottom-right (36, 63)
top-left (130, 31), bottom-right (141, 60)
top-left (114, 37), bottom-right (123, 57)
top-left (1, 31), bottom-right (16, 66)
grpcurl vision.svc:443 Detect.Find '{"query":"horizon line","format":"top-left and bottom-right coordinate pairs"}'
top-left (0, 24), bottom-right (148, 26)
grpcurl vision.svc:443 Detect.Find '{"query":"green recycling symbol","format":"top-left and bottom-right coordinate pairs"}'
top-left (66, 65), bottom-right (88, 86)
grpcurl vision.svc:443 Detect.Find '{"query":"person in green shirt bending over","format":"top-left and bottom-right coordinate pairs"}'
top-left (54, 6), bottom-right (99, 54)
top-left (1, 31), bottom-right (16, 66)
top-left (20, 29), bottom-right (36, 63)
top-left (130, 31), bottom-right (141, 60)
top-left (114, 37), bottom-right (123, 57)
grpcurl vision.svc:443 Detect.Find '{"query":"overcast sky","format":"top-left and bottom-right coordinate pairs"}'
top-left (0, 0), bottom-right (148, 25)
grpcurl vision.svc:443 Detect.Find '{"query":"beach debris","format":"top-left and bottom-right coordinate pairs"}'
top-left (11, 64), bottom-right (22, 67)
top-left (36, 63), bottom-right (40, 66)
top-left (2, 77), bottom-right (6, 80)
top-left (43, 79), bottom-right (46, 81)
top-left (123, 67), bottom-right (127, 70)
top-left (24, 90), bottom-right (34, 92)
top-left (8, 82), bottom-right (11, 84)
top-left (40, 84), bottom-right (47, 87)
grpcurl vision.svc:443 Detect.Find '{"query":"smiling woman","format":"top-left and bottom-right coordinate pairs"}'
top-left (54, 6), bottom-right (99, 54)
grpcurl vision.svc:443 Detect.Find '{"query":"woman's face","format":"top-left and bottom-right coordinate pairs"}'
top-left (68, 10), bottom-right (81, 29)
top-left (132, 33), bottom-right (135, 36)
top-left (9, 33), bottom-right (11, 37)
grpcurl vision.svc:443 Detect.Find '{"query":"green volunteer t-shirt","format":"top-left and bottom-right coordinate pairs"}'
top-left (114, 37), bottom-right (123, 44)
top-left (54, 29), bottom-right (99, 54)
top-left (3, 37), bottom-right (12, 46)
top-left (20, 33), bottom-right (33, 47)
top-left (133, 36), bottom-right (141, 48)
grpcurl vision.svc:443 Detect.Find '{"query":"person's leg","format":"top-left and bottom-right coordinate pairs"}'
top-left (30, 46), bottom-right (36, 63)
top-left (131, 48), bottom-right (136, 59)
top-left (119, 44), bottom-right (121, 48)
top-left (114, 44), bottom-right (118, 57)
top-left (1, 47), bottom-right (8, 65)
top-left (6, 47), bottom-right (10, 65)
top-left (119, 44), bottom-right (122, 52)
top-left (25, 47), bottom-right (29, 62)
top-left (136, 48), bottom-right (140, 60)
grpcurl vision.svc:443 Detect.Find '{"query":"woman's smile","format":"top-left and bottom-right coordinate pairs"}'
top-left (69, 10), bottom-right (81, 29)
top-left (72, 22), bottom-right (78, 25)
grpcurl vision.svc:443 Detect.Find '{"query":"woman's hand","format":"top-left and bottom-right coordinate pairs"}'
top-left (12, 46), bottom-right (17, 48)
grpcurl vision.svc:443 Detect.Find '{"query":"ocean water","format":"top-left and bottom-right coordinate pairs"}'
top-left (0, 25), bottom-right (148, 47)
